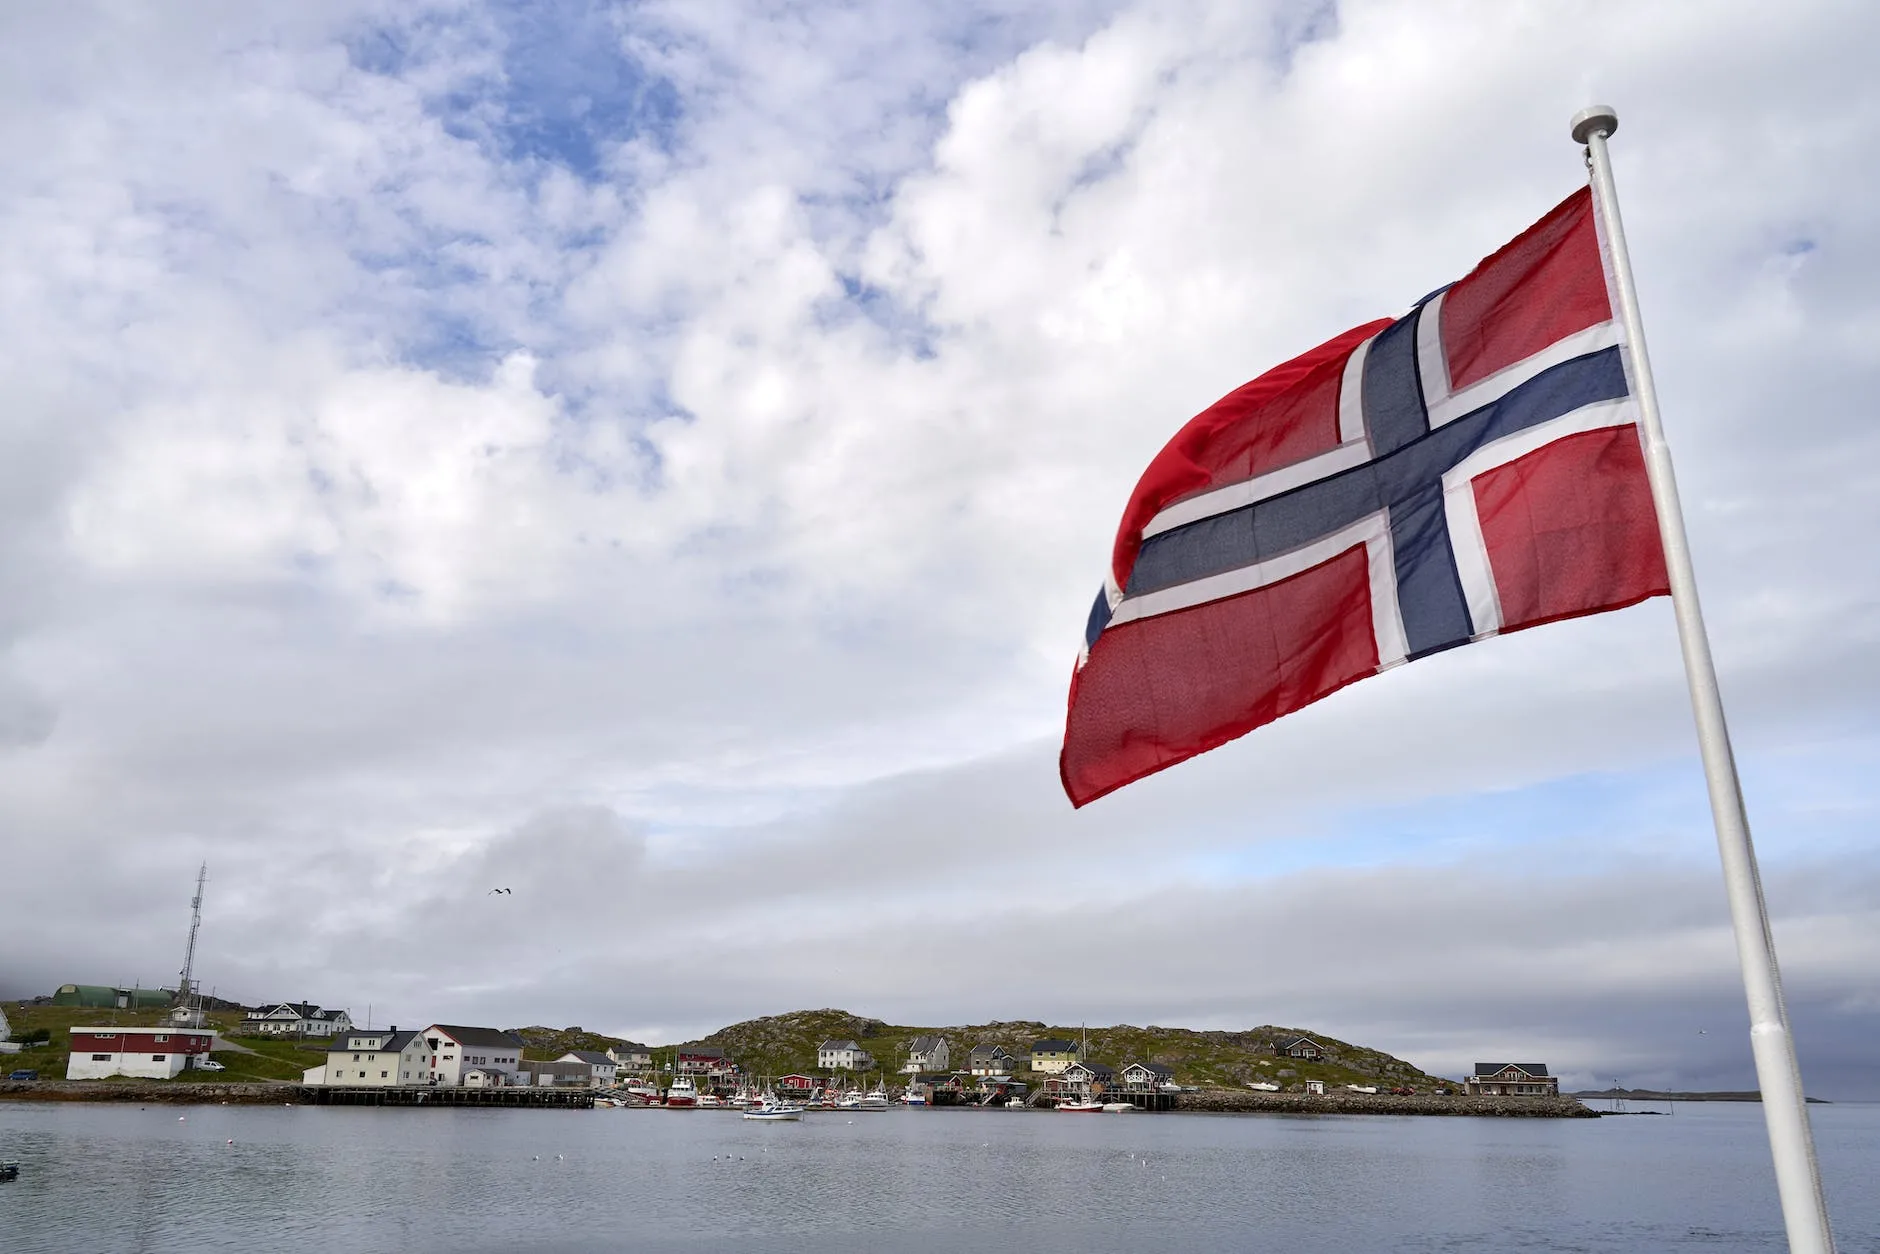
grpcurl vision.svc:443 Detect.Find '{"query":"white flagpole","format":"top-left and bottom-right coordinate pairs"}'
top-left (1571, 105), bottom-right (1835, 1254)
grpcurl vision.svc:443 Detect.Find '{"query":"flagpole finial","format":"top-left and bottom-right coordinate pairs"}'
top-left (1570, 105), bottom-right (1618, 145)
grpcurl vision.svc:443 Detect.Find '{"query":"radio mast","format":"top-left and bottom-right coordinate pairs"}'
top-left (176, 862), bottom-right (207, 1010)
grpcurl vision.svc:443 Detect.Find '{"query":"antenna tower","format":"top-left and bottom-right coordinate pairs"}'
top-left (177, 863), bottom-right (208, 1008)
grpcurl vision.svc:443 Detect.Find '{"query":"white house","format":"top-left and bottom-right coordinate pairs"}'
top-left (558, 1050), bottom-right (618, 1087)
top-left (1465, 1063), bottom-right (1560, 1097)
top-left (420, 1024), bottom-right (525, 1086)
top-left (607, 1043), bottom-right (653, 1071)
top-left (1120, 1062), bottom-right (1175, 1088)
top-left (903, 1035), bottom-right (949, 1074)
top-left (312, 1028), bottom-right (429, 1087)
top-left (818, 1039), bottom-right (874, 1071)
top-left (239, 1003), bottom-right (353, 1038)
top-left (967, 1043), bottom-right (1015, 1076)
top-left (66, 1026), bottom-right (216, 1079)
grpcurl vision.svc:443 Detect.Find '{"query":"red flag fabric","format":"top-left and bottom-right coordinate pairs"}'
top-left (1061, 187), bottom-right (1670, 807)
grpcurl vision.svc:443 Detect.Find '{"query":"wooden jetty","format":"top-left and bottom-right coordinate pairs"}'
top-left (301, 1085), bottom-right (594, 1109)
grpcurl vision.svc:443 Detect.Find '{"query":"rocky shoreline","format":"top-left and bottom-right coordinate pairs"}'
top-left (0, 1080), bottom-right (302, 1105)
top-left (1179, 1088), bottom-right (1598, 1117)
top-left (3, 1079), bottom-right (1596, 1117)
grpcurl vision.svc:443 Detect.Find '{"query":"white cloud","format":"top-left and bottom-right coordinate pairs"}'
top-left (2, 0), bottom-right (1878, 1098)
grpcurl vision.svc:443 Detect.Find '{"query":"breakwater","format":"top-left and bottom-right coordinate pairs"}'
top-left (0, 1080), bottom-right (299, 1105)
top-left (1179, 1087), bottom-right (1597, 1117)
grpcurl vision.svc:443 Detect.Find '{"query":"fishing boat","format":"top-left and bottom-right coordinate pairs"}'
top-left (1246, 1081), bottom-right (1280, 1092)
top-left (859, 1083), bottom-right (891, 1111)
top-left (624, 1079), bottom-right (659, 1102)
top-left (1057, 1098), bottom-right (1103, 1112)
top-left (742, 1097), bottom-right (803, 1121)
top-left (664, 1076), bottom-right (699, 1108)
top-left (902, 1081), bottom-right (928, 1107)
top-left (1101, 1102), bottom-right (1136, 1113)
top-left (836, 1089), bottom-right (864, 1110)
top-left (697, 1092), bottom-right (724, 1108)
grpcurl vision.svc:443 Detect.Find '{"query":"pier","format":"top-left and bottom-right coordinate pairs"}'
top-left (301, 1085), bottom-right (594, 1109)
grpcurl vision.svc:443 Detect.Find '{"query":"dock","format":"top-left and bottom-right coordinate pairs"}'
top-left (300, 1085), bottom-right (595, 1109)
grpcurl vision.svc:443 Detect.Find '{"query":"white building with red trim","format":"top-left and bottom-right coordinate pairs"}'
top-left (66, 1026), bottom-right (216, 1079)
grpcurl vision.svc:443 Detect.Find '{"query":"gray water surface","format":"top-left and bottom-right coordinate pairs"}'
top-left (3, 1100), bottom-right (1876, 1252)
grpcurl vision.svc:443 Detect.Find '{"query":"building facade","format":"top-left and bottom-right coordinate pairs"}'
top-left (903, 1036), bottom-right (950, 1074)
top-left (967, 1043), bottom-right (1015, 1076)
top-left (818, 1040), bottom-right (874, 1071)
top-left (66, 1027), bottom-right (215, 1079)
top-left (1030, 1039), bottom-right (1079, 1073)
top-left (420, 1025), bottom-right (525, 1086)
top-left (240, 1003), bottom-right (353, 1038)
top-left (1465, 1063), bottom-right (1559, 1096)
top-left (558, 1051), bottom-right (619, 1087)
top-left (311, 1028), bottom-right (428, 1087)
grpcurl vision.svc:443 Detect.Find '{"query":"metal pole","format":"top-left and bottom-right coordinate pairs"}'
top-left (1571, 104), bottom-right (1834, 1254)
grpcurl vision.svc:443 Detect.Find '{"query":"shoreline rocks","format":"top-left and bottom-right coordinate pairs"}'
top-left (0, 1080), bottom-right (302, 1105)
top-left (1179, 1088), bottom-right (1598, 1117)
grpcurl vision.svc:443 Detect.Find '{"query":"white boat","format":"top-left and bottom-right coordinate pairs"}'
top-left (697, 1092), bottom-right (724, 1108)
top-left (1101, 1102), bottom-right (1136, 1113)
top-left (902, 1082), bottom-right (928, 1107)
top-left (664, 1077), bottom-right (699, 1108)
top-left (742, 1097), bottom-right (804, 1121)
top-left (625, 1080), bottom-right (660, 1101)
top-left (1246, 1081), bottom-right (1280, 1092)
top-left (859, 1084), bottom-right (891, 1111)
top-left (1345, 1085), bottom-right (1379, 1094)
top-left (1005, 1098), bottom-right (1026, 1108)
top-left (836, 1089), bottom-right (865, 1110)
top-left (1057, 1098), bottom-right (1103, 1112)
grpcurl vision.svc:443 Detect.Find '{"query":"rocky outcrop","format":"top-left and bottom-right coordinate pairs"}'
top-left (0, 1080), bottom-right (302, 1104)
top-left (1179, 1087), bottom-right (1597, 1117)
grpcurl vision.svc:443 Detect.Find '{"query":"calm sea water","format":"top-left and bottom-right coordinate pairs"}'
top-left (2, 1100), bottom-right (1876, 1253)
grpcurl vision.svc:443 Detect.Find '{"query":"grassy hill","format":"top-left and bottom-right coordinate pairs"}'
top-left (2, 1002), bottom-right (328, 1082)
top-left (685, 1008), bottom-right (1454, 1091)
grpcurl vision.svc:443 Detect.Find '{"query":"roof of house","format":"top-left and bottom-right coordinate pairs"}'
top-left (248, 1002), bottom-right (321, 1019)
top-left (610, 1042), bottom-right (651, 1054)
top-left (819, 1039), bottom-right (863, 1052)
top-left (310, 1009), bottom-right (349, 1022)
top-left (563, 1050), bottom-right (614, 1066)
top-left (1032, 1039), bottom-right (1078, 1053)
top-left (677, 1045), bottom-right (726, 1058)
top-left (427, 1024), bottom-right (525, 1049)
top-left (1474, 1062), bottom-right (1551, 1077)
top-left (335, 1029), bottom-right (419, 1053)
top-left (907, 1035), bottom-right (945, 1053)
top-left (1125, 1062), bottom-right (1174, 1077)
top-left (1279, 1035), bottom-right (1323, 1050)
top-left (1067, 1062), bottom-right (1115, 1078)
top-left (968, 1043), bottom-right (1011, 1058)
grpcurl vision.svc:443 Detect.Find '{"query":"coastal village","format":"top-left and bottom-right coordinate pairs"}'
top-left (2, 988), bottom-right (1570, 1114)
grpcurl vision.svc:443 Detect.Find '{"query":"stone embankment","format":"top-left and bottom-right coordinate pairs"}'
top-left (1181, 1088), bottom-right (1597, 1118)
top-left (0, 1080), bottom-right (301, 1104)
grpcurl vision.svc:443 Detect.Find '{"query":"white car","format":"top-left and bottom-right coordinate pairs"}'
top-left (196, 1059), bottom-right (226, 1072)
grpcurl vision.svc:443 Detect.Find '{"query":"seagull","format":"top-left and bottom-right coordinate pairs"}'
top-left (489, 888), bottom-right (513, 895)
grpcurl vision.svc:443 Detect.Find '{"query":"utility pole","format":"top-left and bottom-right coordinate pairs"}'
top-left (176, 863), bottom-right (208, 1010)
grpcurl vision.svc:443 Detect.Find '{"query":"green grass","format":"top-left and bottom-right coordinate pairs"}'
top-left (4, 1002), bottom-right (326, 1084)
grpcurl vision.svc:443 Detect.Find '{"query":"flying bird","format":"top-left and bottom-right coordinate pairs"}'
top-left (489, 888), bottom-right (512, 895)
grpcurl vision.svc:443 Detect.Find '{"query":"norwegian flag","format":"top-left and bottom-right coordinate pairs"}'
top-left (1062, 186), bottom-right (1671, 807)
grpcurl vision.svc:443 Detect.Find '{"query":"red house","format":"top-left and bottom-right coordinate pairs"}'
top-left (67, 1026), bottom-right (216, 1079)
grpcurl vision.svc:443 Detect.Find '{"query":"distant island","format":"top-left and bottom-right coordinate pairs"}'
top-left (516, 1007), bottom-right (1460, 1093)
top-left (1570, 1088), bottom-right (1829, 1104)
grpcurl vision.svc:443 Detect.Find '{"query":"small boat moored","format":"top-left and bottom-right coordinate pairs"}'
top-left (742, 1098), bottom-right (804, 1121)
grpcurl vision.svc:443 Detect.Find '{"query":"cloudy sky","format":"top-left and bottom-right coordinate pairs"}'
top-left (2, 0), bottom-right (1876, 1098)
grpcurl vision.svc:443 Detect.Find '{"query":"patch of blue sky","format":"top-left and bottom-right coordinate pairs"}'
top-left (1183, 737), bottom-right (1880, 883)
top-left (345, 2), bottom-right (684, 184)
